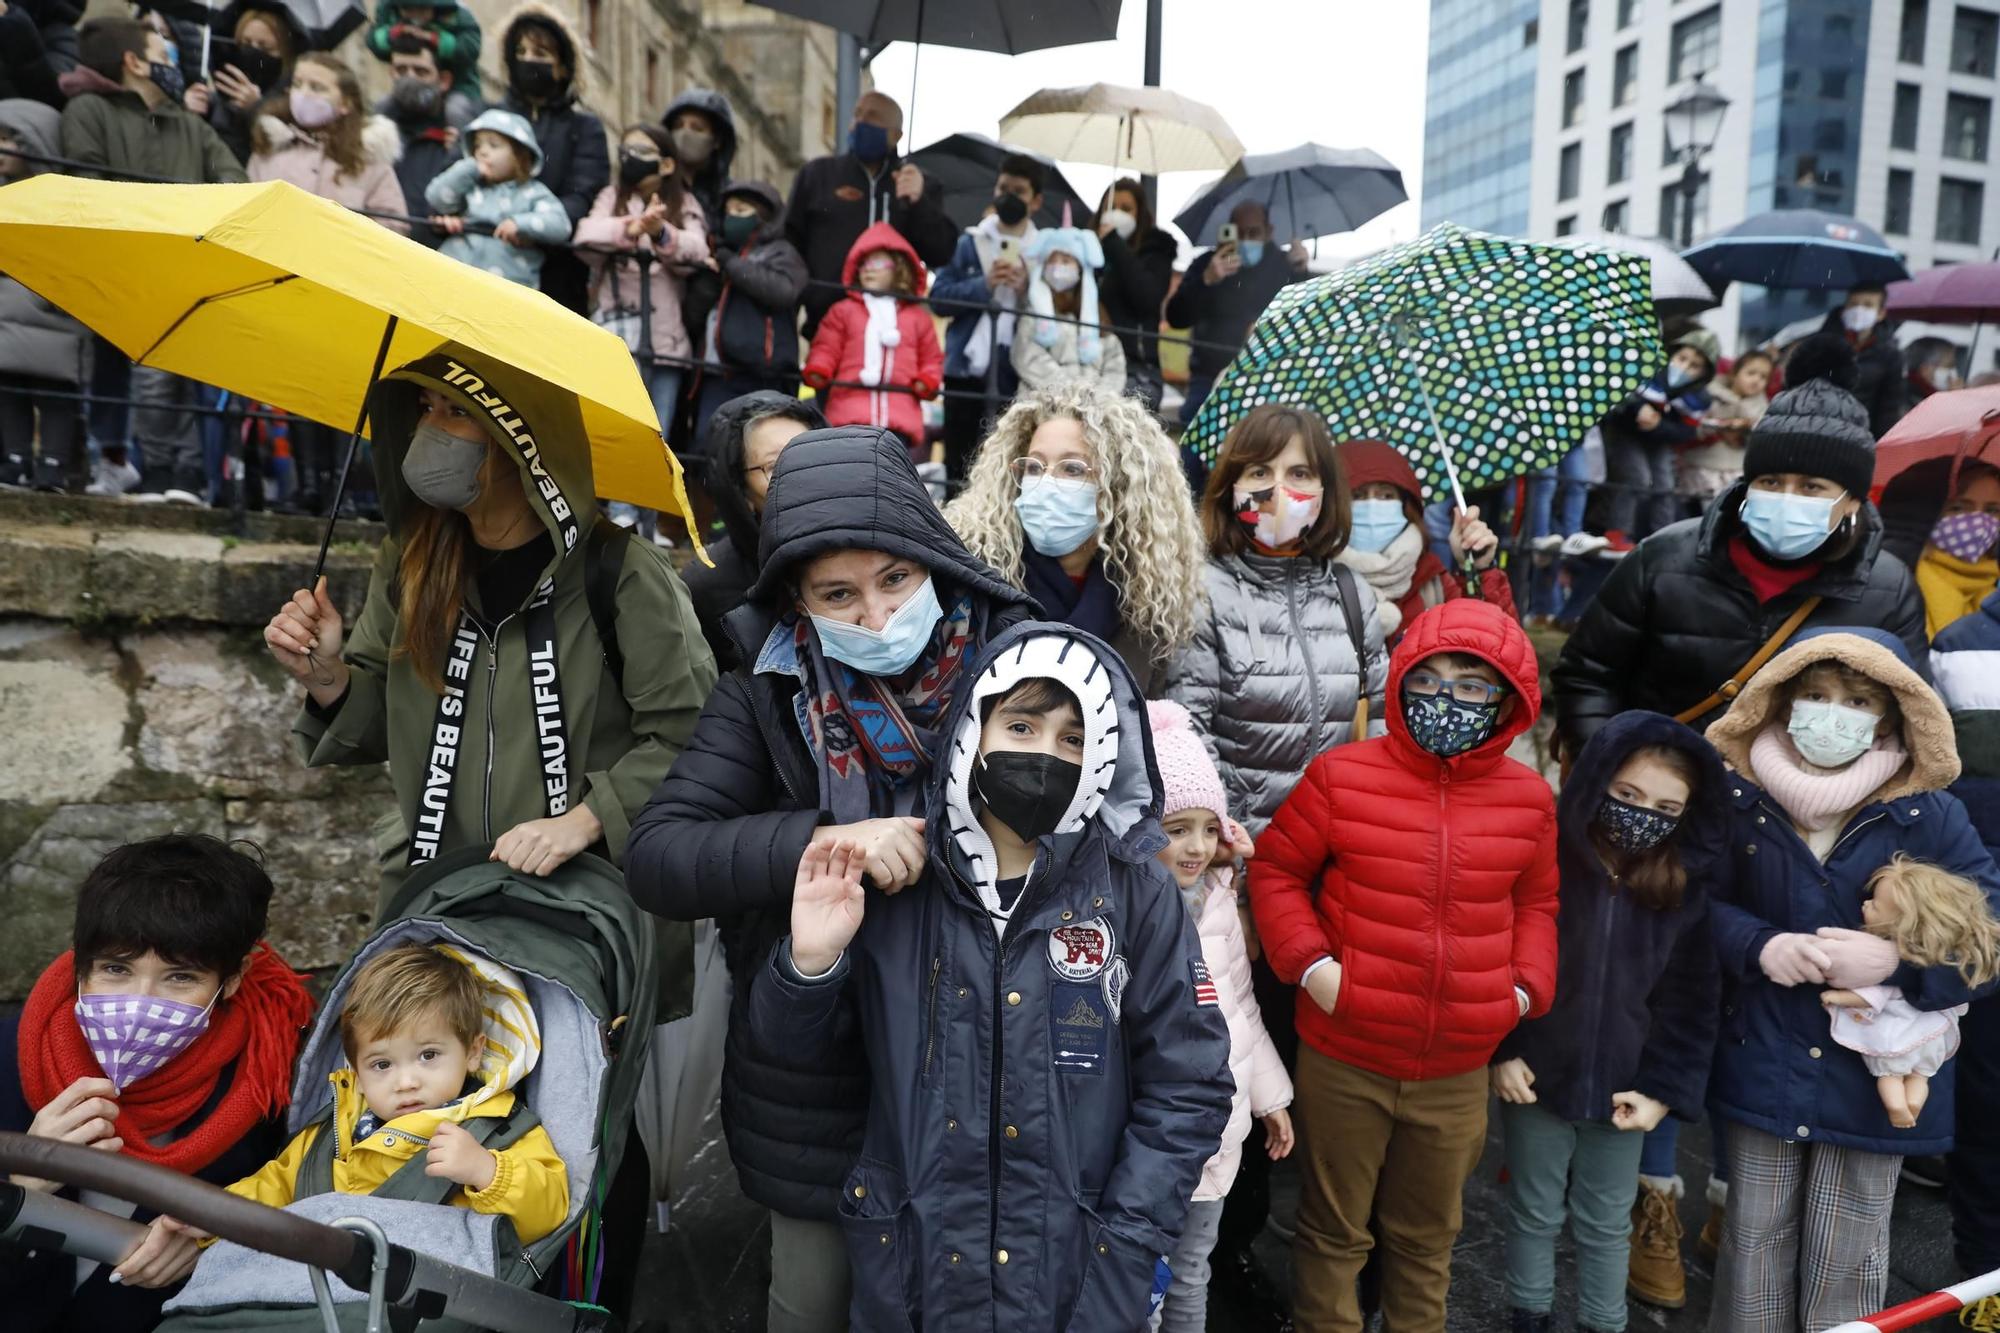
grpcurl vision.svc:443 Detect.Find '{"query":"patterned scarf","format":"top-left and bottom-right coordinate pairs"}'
top-left (798, 591), bottom-right (980, 821)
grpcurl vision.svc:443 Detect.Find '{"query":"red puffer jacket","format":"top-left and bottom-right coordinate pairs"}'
top-left (801, 221), bottom-right (943, 447)
top-left (1250, 598), bottom-right (1560, 1081)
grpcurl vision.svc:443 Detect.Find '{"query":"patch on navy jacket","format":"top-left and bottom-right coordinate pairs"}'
top-left (1049, 917), bottom-right (1115, 980)
top-left (1051, 983), bottom-right (1108, 1072)
top-left (1191, 960), bottom-right (1219, 1007)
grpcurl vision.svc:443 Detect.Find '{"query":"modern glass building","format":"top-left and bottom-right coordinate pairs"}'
top-left (1422, 0), bottom-right (1544, 235)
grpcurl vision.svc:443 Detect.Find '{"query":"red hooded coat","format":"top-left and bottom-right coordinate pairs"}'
top-left (1249, 598), bottom-right (1560, 1081)
top-left (801, 221), bottom-right (943, 446)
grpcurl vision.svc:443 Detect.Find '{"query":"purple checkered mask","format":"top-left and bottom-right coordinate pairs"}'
top-left (73, 990), bottom-right (218, 1092)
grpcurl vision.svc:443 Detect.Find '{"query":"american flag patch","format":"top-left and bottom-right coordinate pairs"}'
top-left (1192, 961), bottom-right (1219, 1007)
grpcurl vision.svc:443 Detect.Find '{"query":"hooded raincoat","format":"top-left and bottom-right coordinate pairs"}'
top-left (425, 108), bottom-right (574, 286)
top-left (624, 425), bottom-right (1037, 1220)
top-left (659, 87), bottom-right (737, 235)
top-left (291, 348), bottom-right (716, 928)
top-left (747, 623), bottom-right (1233, 1333)
top-left (1703, 626), bottom-right (2000, 1155)
top-left (801, 221), bottom-right (943, 445)
top-left (1492, 712), bottom-right (1728, 1123)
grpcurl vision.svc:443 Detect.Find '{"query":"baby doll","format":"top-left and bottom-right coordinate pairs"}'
top-left (1823, 854), bottom-right (2000, 1128)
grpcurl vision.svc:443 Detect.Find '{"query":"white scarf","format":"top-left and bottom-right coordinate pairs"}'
top-left (1334, 521), bottom-right (1427, 636)
top-left (963, 215), bottom-right (1036, 378)
top-left (859, 292), bottom-right (903, 387)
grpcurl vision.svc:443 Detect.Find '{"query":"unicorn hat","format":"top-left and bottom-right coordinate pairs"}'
top-left (1023, 224), bottom-right (1106, 366)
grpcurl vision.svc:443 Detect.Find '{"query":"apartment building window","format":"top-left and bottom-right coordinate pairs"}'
top-left (1556, 215), bottom-right (1578, 236)
top-left (1886, 168), bottom-right (1915, 234)
top-left (1893, 83), bottom-right (1922, 150)
top-left (1602, 198), bottom-right (1630, 232)
top-left (1564, 69), bottom-right (1587, 128)
top-left (1614, 44), bottom-right (1639, 106)
top-left (1902, 0), bottom-right (1929, 62)
top-left (1940, 176), bottom-right (1986, 243)
top-left (1947, 92), bottom-right (1993, 159)
top-left (1659, 177), bottom-right (1710, 239)
top-left (1617, 0), bottom-right (1640, 27)
top-left (1670, 6), bottom-right (1722, 82)
top-left (1568, 0), bottom-right (1589, 53)
top-left (1559, 143), bottom-right (1582, 201)
top-left (1609, 123), bottom-right (1634, 183)
top-left (1954, 6), bottom-right (1998, 76)
top-left (645, 48), bottom-right (660, 107)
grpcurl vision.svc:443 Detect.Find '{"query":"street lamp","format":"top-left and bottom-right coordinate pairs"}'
top-left (1663, 74), bottom-right (1731, 248)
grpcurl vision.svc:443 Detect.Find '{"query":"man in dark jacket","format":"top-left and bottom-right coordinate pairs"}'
top-left (785, 89), bottom-right (959, 337)
top-left (495, 2), bottom-right (607, 315)
top-left (683, 391), bottom-right (823, 670)
top-left (1822, 285), bottom-right (1911, 440)
top-left (381, 36), bottom-right (465, 248)
top-left (1164, 200), bottom-right (1302, 428)
top-left (624, 426), bottom-right (1037, 1333)
top-left (687, 178), bottom-right (807, 445)
top-left (1553, 360), bottom-right (1927, 757)
top-left (752, 622), bottom-right (1233, 1333)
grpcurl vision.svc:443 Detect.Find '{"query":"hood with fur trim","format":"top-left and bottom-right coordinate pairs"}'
top-left (499, 1), bottom-right (588, 99)
top-left (931, 622), bottom-right (1163, 934)
top-left (252, 112), bottom-right (402, 167)
top-left (1704, 625), bottom-right (1960, 803)
top-left (840, 220), bottom-right (929, 296)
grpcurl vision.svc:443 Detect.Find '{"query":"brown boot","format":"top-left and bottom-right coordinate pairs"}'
top-left (1627, 1179), bottom-right (1687, 1309)
top-left (1697, 1198), bottom-right (1725, 1264)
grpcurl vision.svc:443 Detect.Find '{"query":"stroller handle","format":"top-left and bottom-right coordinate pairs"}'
top-left (0, 1134), bottom-right (615, 1333)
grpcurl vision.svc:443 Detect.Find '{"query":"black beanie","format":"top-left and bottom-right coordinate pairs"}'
top-left (1741, 377), bottom-right (1876, 498)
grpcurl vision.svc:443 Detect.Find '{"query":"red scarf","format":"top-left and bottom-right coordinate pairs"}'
top-left (1729, 533), bottom-right (1822, 604)
top-left (19, 944), bottom-right (314, 1174)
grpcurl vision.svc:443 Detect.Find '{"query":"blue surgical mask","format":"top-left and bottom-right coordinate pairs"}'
top-left (849, 121), bottom-right (890, 163)
top-left (1014, 478), bottom-right (1100, 558)
top-left (1347, 498), bottom-right (1409, 553)
top-left (1665, 364), bottom-right (1693, 390)
top-left (1740, 488), bottom-right (1842, 561)
top-left (1238, 239), bottom-right (1266, 268)
top-left (1787, 698), bottom-right (1881, 769)
top-left (808, 573), bottom-right (942, 677)
top-left (1402, 691), bottom-right (1501, 758)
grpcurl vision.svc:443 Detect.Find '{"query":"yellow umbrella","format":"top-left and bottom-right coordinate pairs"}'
top-left (0, 175), bottom-right (698, 559)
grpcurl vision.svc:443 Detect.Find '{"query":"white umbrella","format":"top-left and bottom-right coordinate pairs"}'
top-left (1550, 232), bottom-right (1717, 313)
top-left (998, 83), bottom-right (1244, 174)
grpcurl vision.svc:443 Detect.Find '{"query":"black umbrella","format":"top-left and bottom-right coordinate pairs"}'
top-left (1173, 143), bottom-right (1407, 246)
top-left (907, 132), bottom-right (1091, 232)
top-left (746, 0), bottom-right (1121, 55)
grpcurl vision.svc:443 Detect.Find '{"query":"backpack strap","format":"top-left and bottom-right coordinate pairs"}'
top-left (1328, 562), bottom-right (1373, 742)
top-left (584, 516), bottom-right (631, 695)
top-left (295, 1100), bottom-right (545, 1205)
top-left (1672, 594), bottom-right (1822, 726)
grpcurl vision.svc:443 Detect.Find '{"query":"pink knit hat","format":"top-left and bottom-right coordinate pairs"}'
top-left (1146, 699), bottom-right (1229, 821)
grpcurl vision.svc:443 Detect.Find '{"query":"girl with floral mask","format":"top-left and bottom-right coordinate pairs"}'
top-left (1699, 627), bottom-right (2000, 1330)
top-left (1915, 462), bottom-right (2000, 638)
top-left (1490, 716), bottom-right (1727, 1333)
top-left (1166, 403), bottom-right (1389, 835)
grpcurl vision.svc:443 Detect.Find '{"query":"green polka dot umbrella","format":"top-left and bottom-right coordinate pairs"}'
top-left (1182, 223), bottom-right (1664, 505)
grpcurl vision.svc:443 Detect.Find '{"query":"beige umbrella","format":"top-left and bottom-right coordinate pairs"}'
top-left (998, 82), bottom-right (1244, 174)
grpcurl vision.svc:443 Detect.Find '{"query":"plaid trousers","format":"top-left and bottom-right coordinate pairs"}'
top-left (1709, 1122), bottom-right (1901, 1332)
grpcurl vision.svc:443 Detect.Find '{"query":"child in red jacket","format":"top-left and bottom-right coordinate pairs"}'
top-left (801, 221), bottom-right (942, 456)
top-left (1250, 597), bottom-right (1560, 1332)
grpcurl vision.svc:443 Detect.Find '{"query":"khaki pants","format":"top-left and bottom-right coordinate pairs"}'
top-left (1291, 1045), bottom-right (1489, 1332)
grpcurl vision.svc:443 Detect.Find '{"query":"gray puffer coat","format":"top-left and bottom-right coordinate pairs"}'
top-left (1166, 553), bottom-right (1390, 833)
top-left (0, 98), bottom-right (86, 385)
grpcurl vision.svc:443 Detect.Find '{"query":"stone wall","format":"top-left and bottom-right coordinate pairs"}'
top-left (0, 493), bottom-right (392, 1000)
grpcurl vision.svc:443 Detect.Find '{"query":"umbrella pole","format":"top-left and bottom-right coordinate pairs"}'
top-left (309, 313), bottom-right (399, 586)
top-left (1408, 355), bottom-right (1487, 599)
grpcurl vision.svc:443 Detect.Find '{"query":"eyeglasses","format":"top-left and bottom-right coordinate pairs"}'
top-left (1008, 456), bottom-right (1098, 488)
top-left (1404, 672), bottom-right (1508, 705)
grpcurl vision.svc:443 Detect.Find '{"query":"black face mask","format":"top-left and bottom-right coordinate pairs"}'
top-left (228, 45), bottom-right (283, 92)
top-left (388, 76), bottom-right (441, 119)
top-left (975, 751), bottom-right (1081, 844)
top-left (619, 152), bottom-right (657, 188)
top-left (508, 56), bottom-right (560, 100)
top-left (991, 191), bottom-right (1028, 226)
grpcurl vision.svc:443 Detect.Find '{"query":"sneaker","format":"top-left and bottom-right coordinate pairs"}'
top-left (161, 488), bottom-right (206, 506)
top-left (1902, 1155), bottom-right (1948, 1189)
top-left (1602, 529), bottom-right (1636, 554)
top-left (1509, 1309), bottom-right (1553, 1333)
top-left (1627, 1179), bottom-right (1687, 1309)
top-left (1529, 534), bottom-right (1565, 553)
top-left (87, 455), bottom-right (141, 497)
top-left (1560, 532), bottom-right (1610, 558)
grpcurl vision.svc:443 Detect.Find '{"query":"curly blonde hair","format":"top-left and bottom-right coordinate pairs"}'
top-left (1867, 854), bottom-right (2000, 988)
top-left (946, 385), bottom-right (1206, 664)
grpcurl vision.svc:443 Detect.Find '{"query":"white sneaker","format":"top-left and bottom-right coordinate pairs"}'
top-left (162, 488), bottom-right (207, 506)
top-left (1529, 534), bottom-right (1565, 553)
top-left (1560, 532), bottom-right (1610, 558)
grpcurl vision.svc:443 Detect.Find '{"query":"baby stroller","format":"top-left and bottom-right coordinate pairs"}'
top-left (4, 847), bottom-right (658, 1333)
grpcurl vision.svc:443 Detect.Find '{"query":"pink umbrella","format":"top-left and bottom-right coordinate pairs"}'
top-left (1886, 262), bottom-right (2000, 322)
top-left (1873, 384), bottom-right (2000, 486)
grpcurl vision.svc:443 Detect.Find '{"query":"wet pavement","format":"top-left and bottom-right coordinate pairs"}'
top-left (637, 1106), bottom-right (1961, 1330)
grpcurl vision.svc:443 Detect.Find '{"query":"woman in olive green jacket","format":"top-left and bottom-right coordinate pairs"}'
top-left (264, 344), bottom-right (717, 903)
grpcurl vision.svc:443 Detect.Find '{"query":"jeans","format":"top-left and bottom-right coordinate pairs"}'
top-left (1500, 1102), bottom-right (1645, 1332)
top-left (1525, 444), bottom-right (1593, 541)
top-left (86, 332), bottom-right (129, 454)
top-left (642, 358), bottom-right (683, 438)
top-left (1152, 1197), bottom-right (1225, 1332)
top-left (1601, 435), bottom-right (1682, 539)
top-left (767, 1211), bottom-right (851, 1333)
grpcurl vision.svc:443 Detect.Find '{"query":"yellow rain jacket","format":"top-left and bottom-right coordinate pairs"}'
top-left (224, 1068), bottom-right (570, 1244)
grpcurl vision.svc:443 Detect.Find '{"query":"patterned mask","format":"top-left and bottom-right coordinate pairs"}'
top-left (1234, 485), bottom-right (1322, 549)
top-left (1401, 691), bottom-right (1500, 757)
top-left (1931, 511), bottom-right (2000, 562)
top-left (1596, 795), bottom-right (1680, 852)
top-left (74, 990), bottom-right (218, 1092)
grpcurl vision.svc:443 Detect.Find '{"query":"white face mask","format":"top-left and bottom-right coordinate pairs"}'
top-left (1044, 261), bottom-right (1082, 293)
top-left (1101, 208), bottom-right (1137, 241)
top-left (1842, 304), bottom-right (1881, 335)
